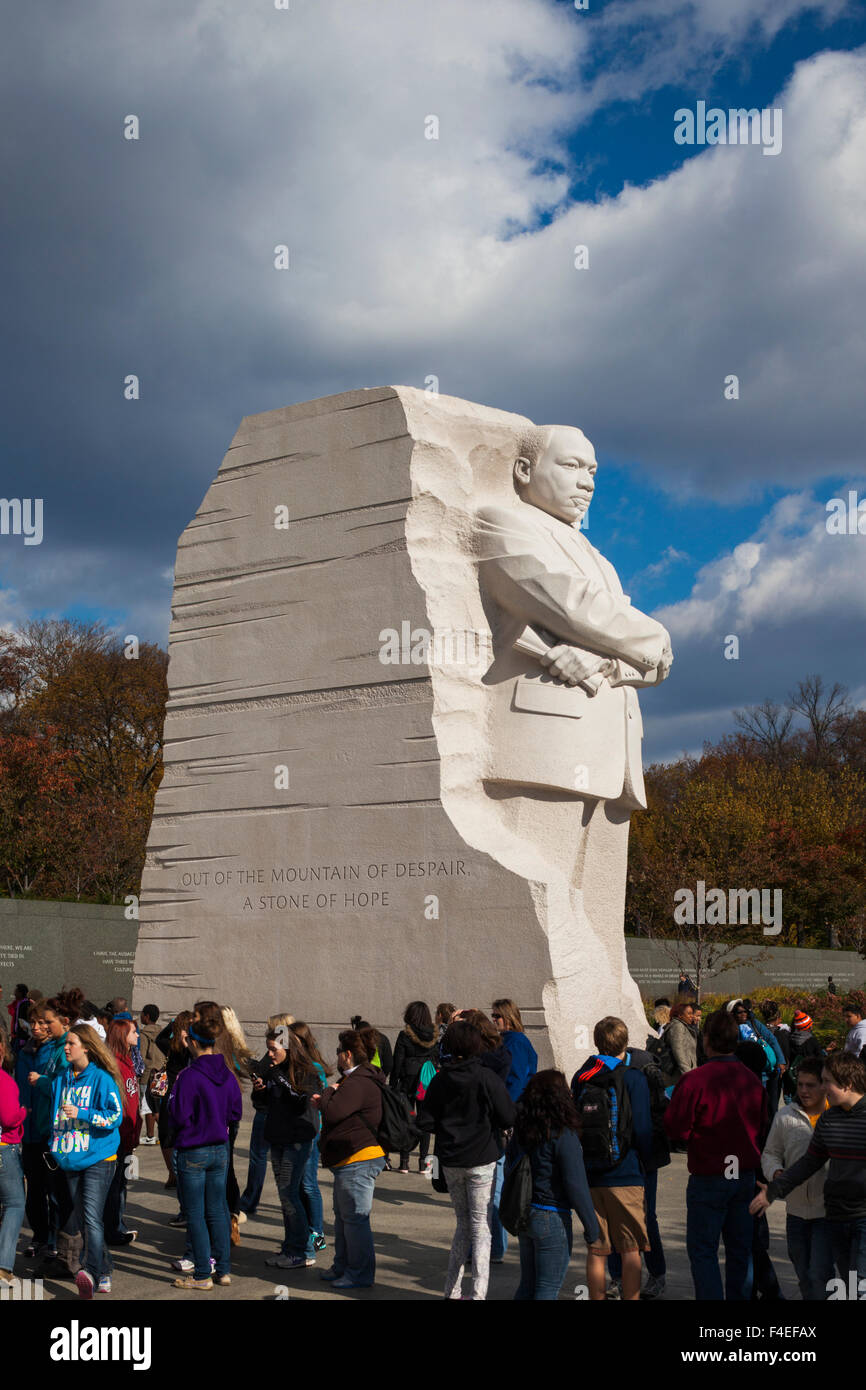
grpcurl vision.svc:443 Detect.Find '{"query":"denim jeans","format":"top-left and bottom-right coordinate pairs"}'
top-left (103, 1154), bottom-right (131, 1242)
top-left (66, 1159), bottom-right (116, 1284)
top-left (514, 1207), bottom-right (572, 1300)
top-left (271, 1141), bottom-right (313, 1258)
top-left (22, 1141), bottom-right (56, 1248)
top-left (829, 1216), bottom-right (866, 1284)
top-left (442, 1161), bottom-right (497, 1300)
top-left (176, 1143), bottom-right (230, 1279)
top-left (686, 1170), bottom-right (755, 1300)
top-left (609, 1168), bottom-right (666, 1281)
top-left (239, 1111), bottom-right (269, 1215)
top-left (0, 1145), bottom-right (26, 1272)
top-left (490, 1152), bottom-right (508, 1259)
top-left (787, 1214), bottom-right (834, 1300)
top-left (331, 1156), bottom-right (385, 1285)
top-left (301, 1138), bottom-right (324, 1253)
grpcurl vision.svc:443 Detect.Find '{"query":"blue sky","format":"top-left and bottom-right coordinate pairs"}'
top-left (2, 0), bottom-right (865, 762)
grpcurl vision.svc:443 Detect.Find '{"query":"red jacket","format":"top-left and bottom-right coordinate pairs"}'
top-left (664, 1057), bottom-right (767, 1176)
top-left (116, 1053), bottom-right (142, 1153)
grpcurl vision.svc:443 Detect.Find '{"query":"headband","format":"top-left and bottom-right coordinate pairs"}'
top-left (188, 1025), bottom-right (211, 1045)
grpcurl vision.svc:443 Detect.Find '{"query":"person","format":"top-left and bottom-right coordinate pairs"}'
top-left (662, 1001), bottom-right (697, 1083)
top-left (732, 1040), bottom-right (782, 1300)
top-left (290, 1021), bottom-right (331, 1257)
top-left (606, 1036), bottom-right (670, 1299)
top-left (103, 1017), bottom-right (142, 1247)
top-left (828, 976), bottom-right (837, 996)
top-left (7, 984), bottom-right (30, 1053)
top-left (664, 1009), bottom-right (767, 1300)
top-left (491, 998), bottom-right (538, 1261)
top-left (156, 1011), bottom-right (192, 1215)
top-left (507, 1070), bottom-right (599, 1300)
top-left (727, 999), bottom-right (785, 1108)
top-left (677, 973), bottom-right (696, 997)
top-left (50, 1024), bottom-right (124, 1298)
top-left (167, 1001), bottom-right (242, 1290)
top-left (760, 1057), bottom-right (832, 1300)
top-left (417, 1019), bottom-right (515, 1300)
top-left (137, 1005), bottom-right (165, 1144)
top-left (390, 1001), bottom-right (437, 1174)
top-left (214, 1004), bottom-right (254, 1246)
top-left (256, 1025), bottom-right (320, 1270)
top-left (785, 1011), bottom-right (824, 1099)
top-left (435, 1003), bottom-right (456, 1050)
top-left (29, 996), bottom-right (78, 1275)
top-left (237, 1009), bottom-right (296, 1224)
top-left (0, 1029), bottom-right (27, 1284)
top-left (14, 1002), bottom-right (56, 1258)
top-left (750, 1052), bottom-right (866, 1290)
top-left (572, 1016), bottom-right (653, 1301)
top-left (842, 1001), bottom-right (866, 1058)
top-left (760, 1001), bottom-right (791, 1117)
top-left (693, 1005), bottom-right (706, 1065)
top-left (651, 1000), bottom-right (671, 1036)
top-left (351, 1017), bottom-right (393, 1077)
top-left (62, 988), bottom-right (107, 1043)
top-left (461, 1009), bottom-right (510, 1083)
top-left (318, 1026), bottom-right (387, 1290)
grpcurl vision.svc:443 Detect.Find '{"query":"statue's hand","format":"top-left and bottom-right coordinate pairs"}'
top-left (539, 644), bottom-right (614, 688)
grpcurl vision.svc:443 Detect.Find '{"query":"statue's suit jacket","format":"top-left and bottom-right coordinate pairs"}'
top-left (474, 501), bottom-right (669, 811)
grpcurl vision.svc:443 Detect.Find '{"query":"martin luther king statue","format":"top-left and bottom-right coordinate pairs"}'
top-left (473, 423), bottom-right (673, 1051)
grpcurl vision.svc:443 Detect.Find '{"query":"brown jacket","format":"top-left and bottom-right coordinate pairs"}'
top-left (319, 1063), bottom-right (384, 1168)
top-left (139, 1021), bottom-right (167, 1089)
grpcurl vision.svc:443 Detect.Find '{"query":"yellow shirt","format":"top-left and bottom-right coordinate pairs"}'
top-left (332, 1145), bottom-right (385, 1168)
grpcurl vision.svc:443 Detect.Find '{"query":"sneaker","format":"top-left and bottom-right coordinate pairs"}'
top-left (319, 1268), bottom-right (342, 1281)
top-left (168, 1213), bottom-right (186, 1228)
top-left (641, 1275), bottom-right (666, 1300)
top-left (75, 1270), bottom-right (95, 1300)
top-left (265, 1254), bottom-right (315, 1269)
top-left (115, 1230), bottom-right (138, 1246)
top-left (171, 1275), bottom-right (213, 1290)
top-left (40, 1245), bottom-right (58, 1261)
top-left (331, 1275), bottom-right (372, 1289)
top-left (24, 1242), bottom-right (38, 1257)
top-left (98, 1277), bottom-right (112, 1294)
top-left (141, 1135), bottom-right (157, 1145)
top-left (397, 1167), bottom-right (409, 1175)
top-left (213, 1273), bottom-right (231, 1286)
top-left (312, 1234), bottom-right (327, 1252)
top-left (170, 1257), bottom-right (194, 1273)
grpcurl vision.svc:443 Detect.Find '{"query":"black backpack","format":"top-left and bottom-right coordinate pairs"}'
top-left (361, 1077), bottom-right (419, 1159)
top-left (574, 1062), bottom-right (633, 1171)
top-left (499, 1152), bottom-right (533, 1236)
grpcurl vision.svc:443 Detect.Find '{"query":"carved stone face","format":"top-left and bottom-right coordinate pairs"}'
top-left (516, 425), bottom-right (597, 525)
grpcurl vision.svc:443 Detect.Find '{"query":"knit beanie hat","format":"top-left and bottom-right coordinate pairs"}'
top-left (792, 1011), bottom-right (812, 1030)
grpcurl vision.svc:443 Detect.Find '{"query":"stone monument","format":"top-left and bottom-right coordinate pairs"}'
top-left (133, 387), bottom-right (672, 1067)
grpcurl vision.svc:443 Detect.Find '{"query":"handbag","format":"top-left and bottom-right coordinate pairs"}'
top-left (499, 1151), bottom-right (533, 1236)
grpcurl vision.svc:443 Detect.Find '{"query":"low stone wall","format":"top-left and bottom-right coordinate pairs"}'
top-left (0, 899), bottom-right (135, 1006)
top-left (625, 938), bottom-right (865, 1001)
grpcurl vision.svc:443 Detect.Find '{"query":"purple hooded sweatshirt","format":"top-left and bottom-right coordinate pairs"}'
top-left (168, 1054), bottom-right (242, 1150)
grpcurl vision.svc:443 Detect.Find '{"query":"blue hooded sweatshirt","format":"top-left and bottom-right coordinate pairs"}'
top-left (501, 1030), bottom-right (538, 1102)
top-left (168, 1053), bottom-right (243, 1150)
top-left (50, 1063), bottom-right (122, 1170)
top-left (15, 1038), bottom-right (55, 1142)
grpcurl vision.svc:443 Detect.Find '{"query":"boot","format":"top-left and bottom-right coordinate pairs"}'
top-left (53, 1229), bottom-right (83, 1278)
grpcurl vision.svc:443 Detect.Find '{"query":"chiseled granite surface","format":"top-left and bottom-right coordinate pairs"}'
top-left (134, 387), bottom-right (663, 1067)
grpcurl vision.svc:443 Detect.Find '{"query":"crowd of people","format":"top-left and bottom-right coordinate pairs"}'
top-left (0, 980), bottom-right (864, 1301)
